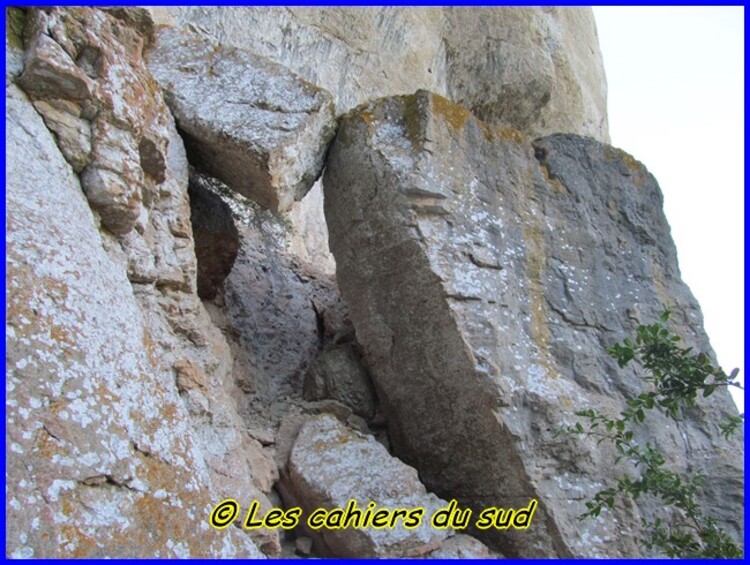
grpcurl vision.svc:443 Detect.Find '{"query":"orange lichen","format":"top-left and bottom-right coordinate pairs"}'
top-left (430, 93), bottom-right (474, 133)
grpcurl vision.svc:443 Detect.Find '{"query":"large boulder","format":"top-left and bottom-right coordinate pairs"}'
top-left (323, 90), bottom-right (742, 557)
top-left (284, 415), bottom-right (490, 557)
top-left (146, 27), bottom-right (336, 212)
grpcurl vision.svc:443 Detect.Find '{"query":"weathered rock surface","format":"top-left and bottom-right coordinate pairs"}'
top-left (161, 7), bottom-right (608, 142)
top-left (6, 81), bottom-right (263, 559)
top-left (284, 415), bottom-right (450, 557)
top-left (324, 91), bottom-right (743, 557)
top-left (426, 534), bottom-right (497, 559)
top-left (187, 175), bottom-right (239, 299)
top-left (146, 27), bottom-right (336, 212)
top-left (7, 7), bottom-right (277, 557)
top-left (17, 8), bottom-right (173, 236)
top-left (9, 5), bottom-right (739, 561)
top-left (443, 8), bottom-right (609, 141)
top-left (303, 344), bottom-right (376, 420)
top-left (197, 174), bottom-right (348, 406)
top-left (160, 7), bottom-right (610, 276)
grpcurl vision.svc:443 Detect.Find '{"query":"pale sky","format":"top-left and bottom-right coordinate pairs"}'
top-left (592, 6), bottom-right (744, 413)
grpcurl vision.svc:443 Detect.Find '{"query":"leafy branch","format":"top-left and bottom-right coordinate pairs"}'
top-left (559, 308), bottom-right (743, 558)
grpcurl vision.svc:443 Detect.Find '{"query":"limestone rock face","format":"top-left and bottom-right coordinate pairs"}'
top-left (323, 91), bottom-right (742, 557)
top-left (6, 81), bottom-right (263, 559)
top-left (285, 415), bottom-right (450, 557)
top-left (17, 8), bottom-right (172, 236)
top-left (162, 6), bottom-right (608, 141)
top-left (7, 7), bottom-right (275, 557)
top-left (9, 5), bottom-right (739, 561)
top-left (443, 8), bottom-right (609, 141)
top-left (146, 27), bottom-right (336, 212)
top-left (160, 6), bottom-right (610, 275)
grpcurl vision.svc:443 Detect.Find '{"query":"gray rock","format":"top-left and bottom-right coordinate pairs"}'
top-left (162, 7), bottom-right (608, 142)
top-left (159, 7), bottom-right (611, 276)
top-left (285, 415), bottom-right (449, 557)
top-left (323, 90), bottom-right (742, 557)
top-left (188, 174), bottom-right (239, 299)
top-left (5, 81), bottom-right (264, 559)
top-left (7, 8), bottom-right (280, 557)
top-left (146, 27), bottom-right (336, 212)
top-left (201, 175), bottom-right (348, 404)
top-left (426, 534), bottom-right (496, 559)
top-left (303, 344), bottom-right (376, 420)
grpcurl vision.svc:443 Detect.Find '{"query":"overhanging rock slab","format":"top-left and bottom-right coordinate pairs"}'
top-left (147, 27), bottom-right (336, 212)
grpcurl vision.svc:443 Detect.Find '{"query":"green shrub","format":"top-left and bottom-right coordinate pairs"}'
top-left (560, 309), bottom-right (743, 558)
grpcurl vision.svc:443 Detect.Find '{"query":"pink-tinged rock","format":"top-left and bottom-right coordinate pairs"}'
top-left (18, 33), bottom-right (93, 100)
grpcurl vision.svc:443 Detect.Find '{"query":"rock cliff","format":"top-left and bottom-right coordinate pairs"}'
top-left (5, 6), bottom-right (742, 559)
top-left (323, 91), bottom-right (742, 556)
top-left (160, 6), bottom-right (610, 275)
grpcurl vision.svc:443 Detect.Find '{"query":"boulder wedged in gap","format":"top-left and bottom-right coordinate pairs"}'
top-left (283, 414), bottom-right (491, 558)
top-left (146, 27), bottom-right (337, 212)
top-left (323, 90), bottom-right (743, 557)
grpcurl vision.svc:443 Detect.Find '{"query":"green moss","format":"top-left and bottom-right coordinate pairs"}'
top-left (6, 7), bottom-right (26, 51)
top-left (431, 92), bottom-right (473, 133)
top-left (402, 93), bottom-right (425, 149)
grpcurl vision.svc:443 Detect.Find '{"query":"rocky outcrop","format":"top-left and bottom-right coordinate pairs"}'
top-left (146, 27), bottom-right (336, 212)
top-left (284, 415), bottom-right (490, 558)
top-left (159, 7), bottom-right (610, 275)
top-left (17, 8), bottom-right (171, 236)
top-left (8, 5), bottom-right (739, 561)
top-left (323, 90), bottom-right (742, 557)
top-left (161, 7), bottom-right (608, 142)
top-left (442, 8), bottom-right (608, 141)
top-left (7, 7), bottom-right (275, 557)
top-left (6, 80), bottom-right (264, 558)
